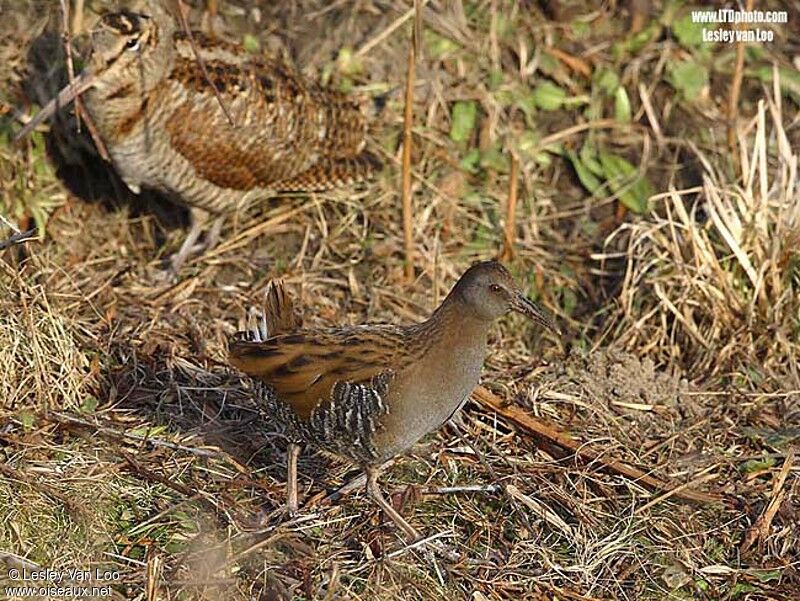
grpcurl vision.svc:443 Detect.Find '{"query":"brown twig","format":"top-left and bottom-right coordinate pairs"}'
top-left (119, 450), bottom-right (234, 528)
top-left (0, 461), bottom-right (80, 514)
top-left (175, 0), bottom-right (235, 127)
top-left (413, 0), bottom-right (422, 60)
top-left (727, 0), bottom-right (755, 173)
top-left (638, 82), bottom-right (665, 146)
top-left (58, 0), bottom-right (110, 161)
top-left (633, 464), bottom-right (720, 514)
top-left (472, 386), bottom-right (721, 504)
top-left (77, 98), bottom-right (111, 161)
top-left (145, 547), bottom-right (162, 601)
top-left (12, 72), bottom-right (94, 143)
top-left (120, 450), bottom-right (197, 498)
top-left (400, 9), bottom-right (418, 282)
top-left (740, 450), bottom-right (794, 553)
top-left (540, 582), bottom-right (605, 601)
top-left (543, 47), bottom-right (591, 78)
top-left (49, 411), bottom-right (234, 460)
top-left (58, 0), bottom-right (80, 132)
top-left (499, 153), bottom-right (519, 261)
top-left (538, 118), bottom-right (640, 149)
top-left (355, 0), bottom-right (430, 58)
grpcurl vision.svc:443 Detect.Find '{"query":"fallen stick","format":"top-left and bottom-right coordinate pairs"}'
top-left (472, 385), bottom-right (721, 505)
top-left (740, 450), bottom-right (794, 553)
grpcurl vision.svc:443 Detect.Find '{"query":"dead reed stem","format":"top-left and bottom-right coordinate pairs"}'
top-left (727, 0), bottom-right (755, 171)
top-left (401, 36), bottom-right (416, 281)
top-left (58, 0), bottom-right (77, 131)
top-left (71, 0), bottom-right (85, 35)
top-left (500, 153), bottom-right (519, 261)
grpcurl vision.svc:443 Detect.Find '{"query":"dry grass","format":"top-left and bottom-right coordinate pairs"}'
top-left (1, 1), bottom-right (799, 600)
top-left (0, 270), bottom-right (93, 412)
top-left (599, 93), bottom-right (800, 385)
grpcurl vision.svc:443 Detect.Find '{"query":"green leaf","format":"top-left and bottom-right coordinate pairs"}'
top-left (459, 148), bottom-right (481, 173)
top-left (532, 81), bottom-right (566, 111)
top-left (242, 34), bottom-right (259, 53)
top-left (517, 130), bottom-right (540, 157)
top-left (480, 147), bottom-right (510, 173)
top-left (579, 144), bottom-right (604, 176)
top-left (561, 94), bottom-right (591, 108)
top-left (533, 151), bottom-right (552, 167)
top-left (667, 60), bottom-right (709, 101)
top-left (752, 569), bottom-right (782, 583)
top-left (745, 45), bottom-right (766, 61)
top-left (466, 222), bottom-right (496, 252)
top-left (566, 151), bottom-right (603, 194)
top-left (514, 90), bottom-right (539, 121)
top-left (598, 151), bottom-right (652, 213)
top-left (337, 77), bottom-right (354, 94)
top-left (29, 204), bottom-right (47, 240)
top-left (594, 68), bottom-right (620, 96)
top-left (494, 88), bottom-right (514, 106)
top-left (18, 410), bottom-right (35, 431)
top-left (80, 396), bottom-right (99, 414)
top-left (614, 86), bottom-right (632, 122)
top-left (739, 456), bottom-right (776, 473)
top-left (751, 65), bottom-right (800, 105)
top-left (672, 13), bottom-right (705, 50)
top-left (487, 69), bottom-right (504, 91)
top-left (571, 20), bottom-right (591, 38)
top-left (561, 287), bottom-right (578, 316)
top-left (336, 47), bottom-right (362, 76)
top-left (731, 582), bottom-right (757, 596)
top-left (450, 101), bottom-right (478, 143)
top-left (612, 22), bottom-right (661, 58)
top-left (164, 540), bottom-right (188, 554)
top-left (425, 30), bottom-right (460, 58)
top-left (494, 13), bottom-right (512, 38)
top-left (742, 426), bottom-right (800, 448)
top-left (129, 425), bottom-right (167, 438)
top-left (537, 52), bottom-right (560, 77)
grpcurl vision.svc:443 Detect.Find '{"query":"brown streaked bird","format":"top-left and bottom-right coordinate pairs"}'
top-left (16, 0), bottom-right (380, 271)
top-left (229, 261), bottom-right (560, 542)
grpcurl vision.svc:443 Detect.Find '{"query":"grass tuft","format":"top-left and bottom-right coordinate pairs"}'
top-left (600, 95), bottom-right (799, 384)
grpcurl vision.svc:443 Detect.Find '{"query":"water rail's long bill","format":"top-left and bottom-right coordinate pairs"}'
top-left (511, 293), bottom-right (562, 337)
